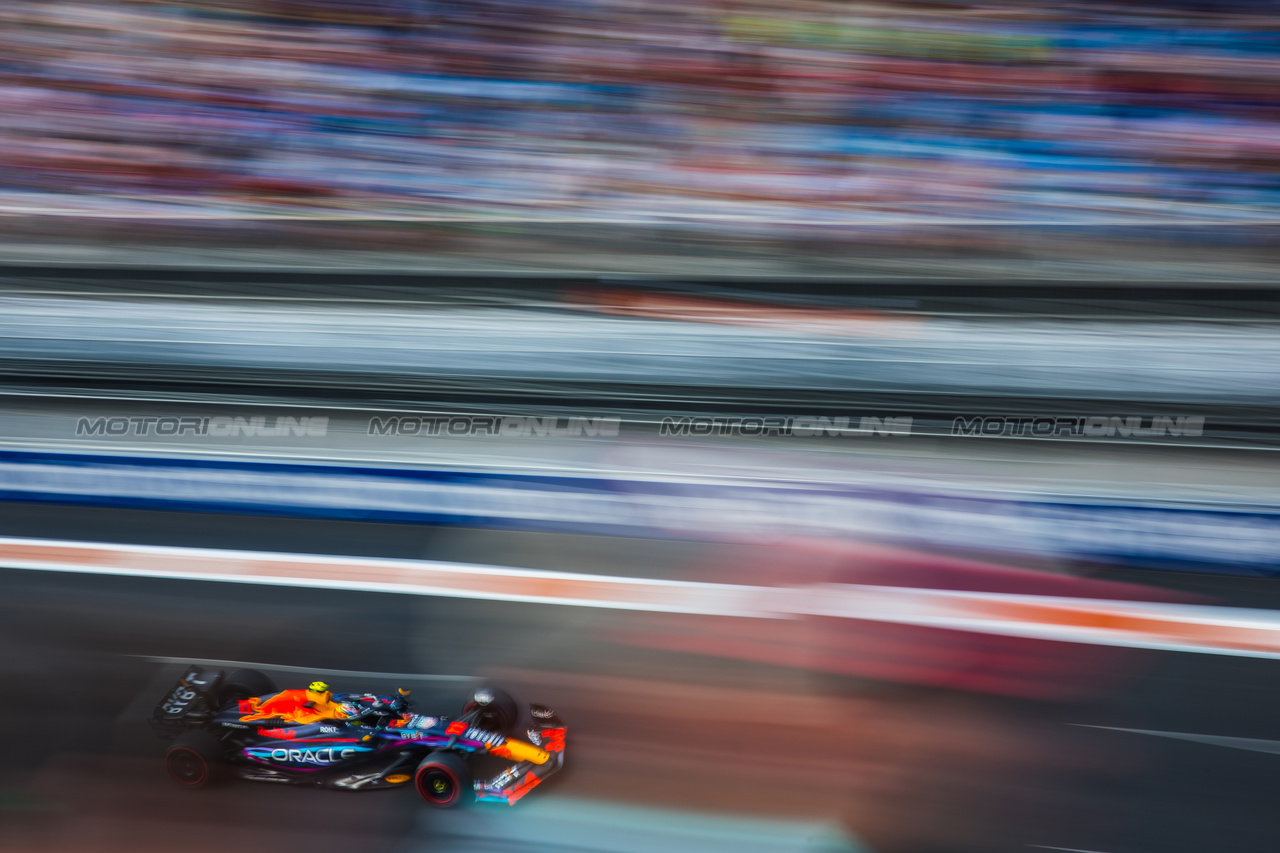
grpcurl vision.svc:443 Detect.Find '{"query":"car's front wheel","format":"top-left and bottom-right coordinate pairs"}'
top-left (165, 730), bottom-right (223, 789)
top-left (413, 751), bottom-right (471, 808)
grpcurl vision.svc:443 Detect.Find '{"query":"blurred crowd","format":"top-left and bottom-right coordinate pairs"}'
top-left (3, 0), bottom-right (1280, 232)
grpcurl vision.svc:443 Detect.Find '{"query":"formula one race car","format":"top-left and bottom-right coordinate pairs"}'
top-left (152, 666), bottom-right (565, 806)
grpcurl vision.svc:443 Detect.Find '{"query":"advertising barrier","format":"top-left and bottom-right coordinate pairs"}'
top-left (1, 449), bottom-right (1277, 576)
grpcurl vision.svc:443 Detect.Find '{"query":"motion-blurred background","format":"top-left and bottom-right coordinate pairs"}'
top-left (2, 1), bottom-right (1280, 852)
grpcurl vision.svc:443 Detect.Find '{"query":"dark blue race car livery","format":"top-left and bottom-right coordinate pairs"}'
top-left (153, 666), bottom-right (565, 807)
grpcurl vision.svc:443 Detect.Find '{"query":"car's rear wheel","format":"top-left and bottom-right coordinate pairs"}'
top-left (218, 668), bottom-right (277, 706)
top-left (462, 686), bottom-right (519, 734)
top-left (165, 730), bottom-right (222, 789)
top-left (414, 751), bottom-right (471, 808)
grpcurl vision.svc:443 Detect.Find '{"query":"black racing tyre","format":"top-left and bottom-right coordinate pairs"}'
top-left (414, 751), bottom-right (471, 808)
top-left (462, 686), bottom-right (518, 734)
top-left (218, 668), bottom-right (277, 706)
top-left (165, 730), bottom-right (223, 789)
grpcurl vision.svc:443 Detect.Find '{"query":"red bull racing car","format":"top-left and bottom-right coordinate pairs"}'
top-left (152, 666), bottom-right (566, 807)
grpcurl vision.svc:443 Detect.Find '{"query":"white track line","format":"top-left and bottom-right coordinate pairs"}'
top-left (0, 536), bottom-right (780, 618)
top-left (1074, 725), bottom-right (1280, 756)
top-left (7, 536), bottom-right (1280, 658)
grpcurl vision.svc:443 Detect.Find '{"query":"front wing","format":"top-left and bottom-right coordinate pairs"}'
top-left (474, 705), bottom-right (566, 804)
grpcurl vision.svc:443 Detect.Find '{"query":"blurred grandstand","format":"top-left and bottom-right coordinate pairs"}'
top-left (3, 0), bottom-right (1280, 271)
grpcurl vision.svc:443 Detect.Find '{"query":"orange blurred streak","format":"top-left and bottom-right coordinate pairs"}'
top-left (565, 288), bottom-right (919, 337)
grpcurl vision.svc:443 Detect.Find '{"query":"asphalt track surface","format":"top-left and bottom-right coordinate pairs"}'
top-left (2, 502), bottom-right (1280, 853)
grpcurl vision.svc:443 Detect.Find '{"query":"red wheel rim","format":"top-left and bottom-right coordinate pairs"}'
top-left (165, 747), bottom-right (208, 787)
top-left (415, 764), bottom-right (461, 806)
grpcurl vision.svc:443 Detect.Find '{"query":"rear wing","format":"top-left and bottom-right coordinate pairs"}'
top-left (152, 665), bottom-right (224, 729)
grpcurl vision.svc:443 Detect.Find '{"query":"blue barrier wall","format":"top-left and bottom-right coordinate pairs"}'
top-left (1, 449), bottom-right (1277, 576)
